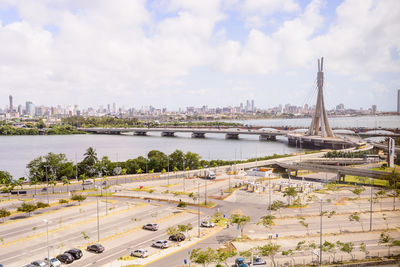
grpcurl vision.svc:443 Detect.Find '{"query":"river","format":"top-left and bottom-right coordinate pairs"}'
top-left (1, 115), bottom-right (398, 179)
top-left (0, 133), bottom-right (299, 179)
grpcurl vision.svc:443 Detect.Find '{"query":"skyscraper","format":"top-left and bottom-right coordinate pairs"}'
top-left (9, 95), bottom-right (13, 112)
top-left (25, 101), bottom-right (35, 116)
top-left (398, 89), bottom-right (400, 114)
top-left (251, 100), bottom-right (255, 112)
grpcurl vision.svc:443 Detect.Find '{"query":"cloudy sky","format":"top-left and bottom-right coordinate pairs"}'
top-left (0, 0), bottom-right (399, 111)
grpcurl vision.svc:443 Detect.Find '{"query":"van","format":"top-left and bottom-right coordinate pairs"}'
top-left (205, 171), bottom-right (216, 180)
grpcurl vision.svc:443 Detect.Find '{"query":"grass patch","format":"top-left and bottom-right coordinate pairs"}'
top-left (344, 176), bottom-right (396, 187)
top-left (200, 201), bottom-right (216, 208)
top-left (171, 191), bottom-right (190, 196)
top-left (130, 187), bottom-right (154, 192)
top-left (118, 255), bottom-right (137, 261)
top-left (160, 183), bottom-right (180, 188)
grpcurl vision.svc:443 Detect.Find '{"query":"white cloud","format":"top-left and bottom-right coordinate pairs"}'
top-left (0, 0), bottom-right (399, 110)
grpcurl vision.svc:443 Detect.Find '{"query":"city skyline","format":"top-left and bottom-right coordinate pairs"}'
top-left (0, 0), bottom-right (399, 110)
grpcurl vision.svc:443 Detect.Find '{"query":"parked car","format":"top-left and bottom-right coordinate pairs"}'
top-left (130, 249), bottom-right (149, 258)
top-left (56, 253), bottom-right (74, 264)
top-left (31, 260), bottom-right (49, 267)
top-left (169, 233), bottom-right (185, 242)
top-left (143, 223), bottom-right (159, 231)
top-left (82, 180), bottom-right (94, 185)
top-left (44, 257), bottom-right (61, 267)
top-left (87, 243), bottom-right (105, 253)
top-left (201, 221), bottom-right (215, 228)
top-left (235, 257), bottom-right (249, 267)
top-left (22, 265), bottom-right (37, 267)
top-left (152, 240), bottom-right (169, 248)
top-left (65, 248), bottom-right (83, 260)
top-left (41, 187), bottom-right (47, 192)
top-left (253, 256), bottom-right (267, 265)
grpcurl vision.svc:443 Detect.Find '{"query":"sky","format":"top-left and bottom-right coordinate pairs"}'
top-left (0, 0), bottom-right (399, 111)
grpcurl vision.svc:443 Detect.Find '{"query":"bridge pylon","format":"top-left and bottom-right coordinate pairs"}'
top-left (307, 57), bottom-right (334, 138)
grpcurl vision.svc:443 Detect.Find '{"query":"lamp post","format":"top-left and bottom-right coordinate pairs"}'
top-left (197, 181), bottom-right (201, 238)
top-left (183, 160), bottom-right (186, 192)
top-left (43, 219), bottom-right (50, 261)
top-left (370, 177), bottom-right (373, 231)
top-left (94, 186), bottom-right (100, 242)
top-left (167, 157), bottom-right (170, 187)
top-left (319, 198), bottom-right (323, 266)
top-left (44, 165), bottom-right (49, 204)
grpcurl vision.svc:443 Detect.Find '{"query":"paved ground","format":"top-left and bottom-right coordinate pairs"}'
top-left (1, 157), bottom-right (399, 267)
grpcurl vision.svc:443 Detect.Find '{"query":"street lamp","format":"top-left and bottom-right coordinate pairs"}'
top-left (197, 181), bottom-right (201, 238)
top-left (43, 219), bottom-right (50, 261)
top-left (94, 186), bottom-right (100, 242)
top-left (318, 197), bottom-right (323, 266)
top-left (44, 165), bottom-right (49, 204)
top-left (369, 177), bottom-right (373, 232)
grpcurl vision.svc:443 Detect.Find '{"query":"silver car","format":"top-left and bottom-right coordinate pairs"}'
top-left (31, 260), bottom-right (50, 267)
top-left (44, 257), bottom-right (61, 267)
top-left (143, 223), bottom-right (159, 231)
top-left (152, 240), bottom-right (169, 248)
top-left (131, 249), bottom-right (149, 258)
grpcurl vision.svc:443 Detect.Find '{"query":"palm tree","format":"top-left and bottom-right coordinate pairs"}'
top-left (282, 187), bottom-right (297, 206)
top-left (62, 176), bottom-right (70, 193)
top-left (84, 147), bottom-right (98, 167)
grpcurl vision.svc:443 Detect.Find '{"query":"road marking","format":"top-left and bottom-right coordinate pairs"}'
top-left (0, 202), bottom-right (147, 249)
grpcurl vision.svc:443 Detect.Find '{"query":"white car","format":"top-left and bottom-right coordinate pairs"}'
top-left (44, 257), bottom-right (61, 267)
top-left (152, 240), bottom-right (169, 249)
top-left (131, 249), bottom-right (149, 258)
top-left (201, 221), bottom-right (215, 228)
top-left (82, 180), bottom-right (94, 185)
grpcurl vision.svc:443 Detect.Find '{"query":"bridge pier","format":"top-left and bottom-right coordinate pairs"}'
top-left (225, 133), bottom-right (239, 139)
top-left (161, 132), bottom-right (175, 137)
top-left (259, 134), bottom-right (276, 141)
top-left (134, 131), bottom-right (147, 136)
top-left (192, 132), bottom-right (206, 138)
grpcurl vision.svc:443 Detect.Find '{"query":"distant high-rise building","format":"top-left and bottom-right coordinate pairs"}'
top-left (398, 89), bottom-right (400, 114)
top-left (9, 95), bottom-right (13, 112)
top-left (251, 100), bottom-right (255, 112)
top-left (25, 101), bottom-right (35, 116)
top-left (107, 104), bottom-right (110, 113)
top-left (112, 103), bottom-right (116, 113)
top-left (371, 105), bottom-right (377, 114)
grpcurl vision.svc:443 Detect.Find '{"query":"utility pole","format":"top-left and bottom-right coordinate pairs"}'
top-left (44, 165), bottom-right (49, 204)
top-left (370, 178), bottom-right (373, 231)
top-left (205, 179), bottom-right (207, 206)
top-left (96, 194), bottom-right (100, 242)
top-left (43, 219), bottom-right (50, 261)
top-left (319, 198), bottom-right (323, 266)
top-left (167, 157), bottom-right (170, 187)
top-left (197, 182), bottom-right (201, 237)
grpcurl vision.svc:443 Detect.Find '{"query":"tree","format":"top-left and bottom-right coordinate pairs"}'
top-left (71, 194), bottom-right (86, 205)
top-left (0, 170), bottom-right (12, 186)
top-left (62, 176), bottom-right (70, 193)
top-left (352, 187), bottom-right (365, 198)
top-left (257, 242), bottom-right (280, 267)
top-left (349, 212), bottom-right (364, 231)
top-left (169, 150), bottom-right (185, 171)
top-left (257, 215), bottom-right (275, 229)
top-left (379, 231), bottom-right (394, 257)
top-left (0, 208), bottom-right (11, 222)
top-left (297, 216), bottom-right (309, 235)
top-left (136, 168), bottom-right (143, 174)
top-left (17, 202), bottom-right (37, 217)
top-left (359, 242), bottom-right (369, 258)
top-left (190, 247), bottom-right (216, 267)
top-left (27, 153), bottom-right (73, 182)
top-left (321, 241), bottom-right (337, 262)
top-left (216, 249), bottom-right (237, 267)
top-left (336, 241), bottom-right (354, 260)
top-left (230, 214), bottom-right (250, 237)
top-left (81, 147), bottom-right (98, 176)
top-left (282, 187), bottom-right (297, 206)
top-left (178, 223), bottom-right (193, 239)
top-left (166, 226), bottom-right (179, 236)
